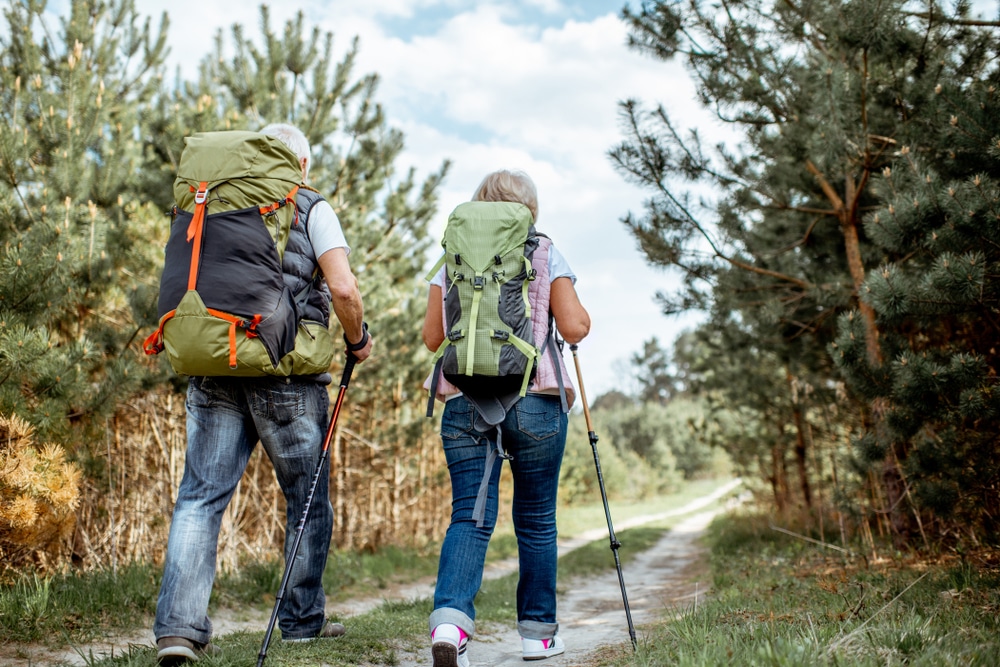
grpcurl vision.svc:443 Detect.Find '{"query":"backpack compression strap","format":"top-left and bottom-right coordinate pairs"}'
top-left (259, 185), bottom-right (300, 221)
top-left (186, 181), bottom-right (209, 290)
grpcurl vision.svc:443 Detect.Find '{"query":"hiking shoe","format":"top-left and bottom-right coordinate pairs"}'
top-left (431, 623), bottom-right (470, 667)
top-left (156, 636), bottom-right (220, 665)
top-left (282, 620), bottom-right (347, 643)
top-left (521, 635), bottom-right (565, 661)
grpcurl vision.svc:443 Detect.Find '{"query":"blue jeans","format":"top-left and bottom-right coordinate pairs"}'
top-left (429, 394), bottom-right (567, 641)
top-left (154, 376), bottom-right (332, 644)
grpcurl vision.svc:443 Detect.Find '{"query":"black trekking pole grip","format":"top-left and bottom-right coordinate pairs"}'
top-left (341, 321), bottom-right (369, 385)
top-left (570, 344), bottom-right (638, 651)
top-left (256, 345), bottom-right (361, 667)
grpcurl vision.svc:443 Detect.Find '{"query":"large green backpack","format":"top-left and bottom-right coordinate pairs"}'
top-left (144, 130), bottom-right (332, 377)
top-left (426, 201), bottom-right (541, 410)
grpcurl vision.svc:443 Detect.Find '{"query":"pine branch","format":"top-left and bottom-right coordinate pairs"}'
top-left (907, 12), bottom-right (1000, 27)
top-left (729, 258), bottom-right (811, 288)
top-left (805, 160), bottom-right (845, 211)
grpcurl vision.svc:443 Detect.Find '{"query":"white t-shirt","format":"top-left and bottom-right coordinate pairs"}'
top-left (429, 243), bottom-right (576, 287)
top-left (306, 199), bottom-right (350, 258)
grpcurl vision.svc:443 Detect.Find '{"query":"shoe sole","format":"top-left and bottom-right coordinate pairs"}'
top-left (523, 648), bottom-right (566, 661)
top-left (432, 642), bottom-right (459, 667)
top-left (157, 646), bottom-right (199, 665)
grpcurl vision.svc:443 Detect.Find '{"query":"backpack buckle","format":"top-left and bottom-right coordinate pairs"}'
top-left (473, 276), bottom-right (485, 290)
top-left (194, 185), bottom-right (208, 205)
top-left (493, 330), bottom-right (509, 341)
top-left (447, 330), bottom-right (464, 341)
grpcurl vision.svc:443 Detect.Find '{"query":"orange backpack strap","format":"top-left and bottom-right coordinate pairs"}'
top-left (142, 310), bottom-right (176, 356)
top-left (259, 185), bottom-right (301, 222)
top-left (205, 309), bottom-right (262, 369)
top-left (186, 182), bottom-right (209, 290)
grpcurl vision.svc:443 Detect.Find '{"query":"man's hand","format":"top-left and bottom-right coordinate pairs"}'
top-left (345, 324), bottom-right (373, 363)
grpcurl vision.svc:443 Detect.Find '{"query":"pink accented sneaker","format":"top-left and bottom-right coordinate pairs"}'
top-left (431, 623), bottom-right (470, 667)
top-left (521, 634), bottom-right (565, 660)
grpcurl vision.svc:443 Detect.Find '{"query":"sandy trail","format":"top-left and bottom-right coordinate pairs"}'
top-left (392, 500), bottom-right (738, 667)
top-left (9, 479), bottom-right (743, 666)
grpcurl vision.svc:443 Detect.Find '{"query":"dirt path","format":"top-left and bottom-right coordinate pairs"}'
top-left (393, 481), bottom-right (745, 667)
top-left (14, 479), bottom-right (743, 666)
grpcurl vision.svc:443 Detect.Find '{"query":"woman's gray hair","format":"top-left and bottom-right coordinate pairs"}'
top-left (472, 169), bottom-right (539, 222)
top-left (260, 123), bottom-right (311, 181)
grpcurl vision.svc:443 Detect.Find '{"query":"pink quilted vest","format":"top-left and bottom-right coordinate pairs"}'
top-left (424, 236), bottom-right (576, 409)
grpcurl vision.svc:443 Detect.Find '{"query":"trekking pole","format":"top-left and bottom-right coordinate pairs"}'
top-left (570, 344), bottom-right (637, 651)
top-left (256, 328), bottom-right (366, 667)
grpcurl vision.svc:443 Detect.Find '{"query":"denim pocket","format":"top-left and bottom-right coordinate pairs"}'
top-left (516, 399), bottom-right (560, 441)
top-left (250, 381), bottom-right (306, 425)
top-left (441, 399), bottom-right (477, 441)
top-left (187, 377), bottom-right (219, 409)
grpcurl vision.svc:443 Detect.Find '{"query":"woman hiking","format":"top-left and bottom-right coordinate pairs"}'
top-left (421, 169), bottom-right (591, 666)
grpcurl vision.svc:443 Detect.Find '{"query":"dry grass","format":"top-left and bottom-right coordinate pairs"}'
top-left (59, 383), bottom-right (451, 574)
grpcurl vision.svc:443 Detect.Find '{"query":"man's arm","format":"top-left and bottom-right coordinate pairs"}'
top-left (317, 247), bottom-right (373, 362)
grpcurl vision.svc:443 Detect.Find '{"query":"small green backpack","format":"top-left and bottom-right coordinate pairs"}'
top-left (426, 201), bottom-right (541, 410)
top-left (144, 130), bottom-right (331, 377)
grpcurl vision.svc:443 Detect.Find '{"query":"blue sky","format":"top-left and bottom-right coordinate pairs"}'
top-left (375, 0), bottom-right (623, 37)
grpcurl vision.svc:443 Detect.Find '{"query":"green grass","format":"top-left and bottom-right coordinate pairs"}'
top-left (213, 543), bottom-right (443, 610)
top-left (592, 512), bottom-right (1000, 667)
top-left (0, 565), bottom-right (160, 646)
top-left (74, 601), bottom-right (433, 666)
top-left (3, 478), bottom-right (738, 665)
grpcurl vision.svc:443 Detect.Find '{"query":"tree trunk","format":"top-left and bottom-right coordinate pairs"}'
top-left (770, 443), bottom-right (789, 513)
top-left (786, 369), bottom-right (813, 508)
top-left (840, 214), bottom-right (883, 365)
top-left (805, 160), bottom-right (882, 365)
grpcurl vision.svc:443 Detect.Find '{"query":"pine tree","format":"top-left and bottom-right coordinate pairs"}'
top-left (615, 0), bottom-right (1000, 538)
top-left (834, 59), bottom-right (1000, 531)
top-left (0, 0), bottom-right (169, 440)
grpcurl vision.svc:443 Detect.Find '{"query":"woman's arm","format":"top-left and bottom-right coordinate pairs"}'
top-left (422, 284), bottom-right (445, 351)
top-left (550, 276), bottom-right (590, 345)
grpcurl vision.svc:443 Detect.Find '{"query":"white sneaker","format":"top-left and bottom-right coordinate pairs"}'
top-left (521, 634), bottom-right (565, 661)
top-left (431, 623), bottom-right (470, 667)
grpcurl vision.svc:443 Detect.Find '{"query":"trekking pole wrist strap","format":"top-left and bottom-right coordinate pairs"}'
top-left (345, 322), bottom-right (370, 351)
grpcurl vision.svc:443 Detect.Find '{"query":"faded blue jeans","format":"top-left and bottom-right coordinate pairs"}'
top-left (429, 394), bottom-right (567, 641)
top-left (154, 376), bottom-right (332, 644)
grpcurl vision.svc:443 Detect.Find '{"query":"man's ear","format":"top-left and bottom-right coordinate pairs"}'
top-left (299, 157), bottom-right (308, 182)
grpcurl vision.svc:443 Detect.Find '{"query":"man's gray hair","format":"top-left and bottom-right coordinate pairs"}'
top-left (260, 123), bottom-right (311, 181)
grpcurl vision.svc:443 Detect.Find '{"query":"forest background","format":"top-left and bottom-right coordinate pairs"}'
top-left (1, 0), bottom-right (999, 587)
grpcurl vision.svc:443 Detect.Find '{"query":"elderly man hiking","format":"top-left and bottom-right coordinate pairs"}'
top-left (143, 123), bottom-right (373, 665)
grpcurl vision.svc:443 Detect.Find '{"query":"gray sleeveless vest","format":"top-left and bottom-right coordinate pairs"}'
top-left (285, 189), bottom-right (332, 328)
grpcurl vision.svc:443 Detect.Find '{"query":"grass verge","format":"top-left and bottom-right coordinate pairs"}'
top-left (2, 477), bottom-right (738, 664)
top-left (0, 565), bottom-right (159, 646)
top-left (592, 511), bottom-right (1000, 667)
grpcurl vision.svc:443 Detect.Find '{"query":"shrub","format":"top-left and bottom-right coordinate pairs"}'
top-left (0, 414), bottom-right (80, 578)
